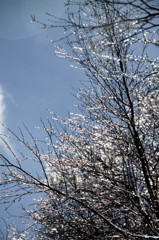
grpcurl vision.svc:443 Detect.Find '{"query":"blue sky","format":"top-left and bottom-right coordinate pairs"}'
top-left (0, 0), bottom-right (82, 134)
top-left (0, 0), bottom-right (83, 235)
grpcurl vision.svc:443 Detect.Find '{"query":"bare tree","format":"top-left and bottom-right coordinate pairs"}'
top-left (69, 0), bottom-right (159, 30)
top-left (32, 0), bottom-right (159, 45)
top-left (1, 0), bottom-right (159, 239)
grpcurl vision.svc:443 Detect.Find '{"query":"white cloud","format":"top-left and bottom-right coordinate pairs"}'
top-left (0, 86), bottom-right (17, 157)
top-left (0, 85), bottom-right (6, 134)
top-left (0, 85), bottom-right (9, 155)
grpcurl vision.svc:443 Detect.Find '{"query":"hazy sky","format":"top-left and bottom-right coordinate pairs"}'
top-left (0, 0), bottom-right (83, 236)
